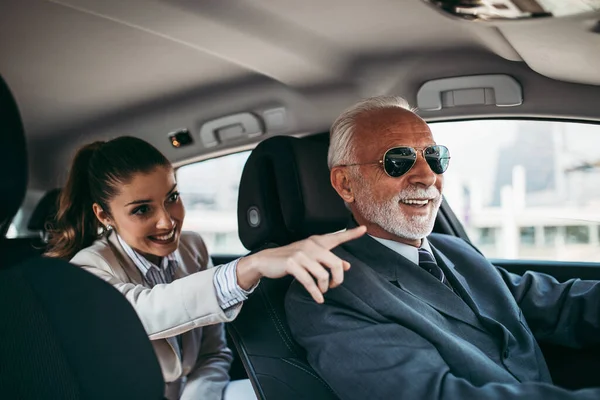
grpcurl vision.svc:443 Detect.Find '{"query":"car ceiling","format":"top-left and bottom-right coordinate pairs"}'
top-left (1, 0), bottom-right (599, 190)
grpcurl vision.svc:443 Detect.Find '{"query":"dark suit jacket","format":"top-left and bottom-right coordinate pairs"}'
top-left (285, 231), bottom-right (600, 399)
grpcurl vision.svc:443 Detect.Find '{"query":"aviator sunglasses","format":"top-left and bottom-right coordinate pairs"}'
top-left (340, 145), bottom-right (450, 177)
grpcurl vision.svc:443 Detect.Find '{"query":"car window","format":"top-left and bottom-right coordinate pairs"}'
top-left (6, 190), bottom-right (45, 238)
top-left (430, 120), bottom-right (600, 262)
top-left (177, 151), bottom-right (251, 256)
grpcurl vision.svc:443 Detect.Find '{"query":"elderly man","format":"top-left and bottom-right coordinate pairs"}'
top-left (285, 96), bottom-right (600, 399)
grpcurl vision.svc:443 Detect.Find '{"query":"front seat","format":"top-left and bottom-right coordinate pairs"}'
top-left (0, 75), bottom-right (165, 399)
top-left (0, 188), bottom-right (61, 266)
top-left (227, 135), bottom-right (349, 400)
top-left (28, 187), bottom-right (61, 242)
top-left (0, 74), bottom-right (32, 267)
top-left (0, 73), bottom-right (27, 240)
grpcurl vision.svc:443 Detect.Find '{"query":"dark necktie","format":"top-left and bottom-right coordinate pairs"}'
top-left (418, 248), bottom-right (453, 290)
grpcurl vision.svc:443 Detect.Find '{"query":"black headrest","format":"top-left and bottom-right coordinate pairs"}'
top-left (28, 188), bottom-right (61, 232)
top-left (0, 76), bottom-right (27, 233)
top-left (237, 136), bottom-right (349, 250)
top-left (0, 257), bottom-right (165, 399)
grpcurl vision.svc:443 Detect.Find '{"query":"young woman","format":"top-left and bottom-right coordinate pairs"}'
top-left (45, 136), bottom-right (365, 400)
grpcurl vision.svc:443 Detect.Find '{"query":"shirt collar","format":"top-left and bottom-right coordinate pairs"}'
top-left (116, 234), bottom-right (181, 276)
top-left (368, 235), bottom-right (432, 265)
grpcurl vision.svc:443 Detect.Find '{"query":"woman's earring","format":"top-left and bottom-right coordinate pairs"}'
top-left (106, 224), bottom-right (113, 231)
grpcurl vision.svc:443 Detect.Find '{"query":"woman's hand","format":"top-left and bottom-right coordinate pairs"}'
top-left (236, 226), bottom-right (367, 303)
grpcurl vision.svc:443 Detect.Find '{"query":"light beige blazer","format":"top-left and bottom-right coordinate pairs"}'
top-left (70, 231), bottom-right (242, 399)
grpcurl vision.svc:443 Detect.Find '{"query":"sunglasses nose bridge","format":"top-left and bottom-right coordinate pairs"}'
top-left (413, 150), bottom-right (432, 170)
top-left (413, 148), bottom-right (431, 165)
top-left (416, 146), bottom-right (448, 176)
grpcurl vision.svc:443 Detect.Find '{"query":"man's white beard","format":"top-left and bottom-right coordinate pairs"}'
top-left (353, 181), bottom-right (443, 240)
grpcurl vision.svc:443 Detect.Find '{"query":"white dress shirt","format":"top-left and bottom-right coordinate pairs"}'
top-left (368, 235), bottom-right (433, 264)
top-left (116, 234), bottom-right (256, 310)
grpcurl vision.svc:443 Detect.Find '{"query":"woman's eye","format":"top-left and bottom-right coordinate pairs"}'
top-left (168, 192), bottom-right (180, 203)
top-left (132, 205), bottom-right (150, 215)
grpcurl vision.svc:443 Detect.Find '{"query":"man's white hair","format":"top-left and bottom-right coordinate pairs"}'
top-left (327, 96), bottom-right (414, 169)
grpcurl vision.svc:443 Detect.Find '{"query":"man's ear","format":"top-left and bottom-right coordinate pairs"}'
top-left (330, 167), bottom-right (355, 204)
top-left (92, 203), bottom-right (112, 228)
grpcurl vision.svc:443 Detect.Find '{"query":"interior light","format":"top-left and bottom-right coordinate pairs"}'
top-left (168, 129), bottom-right (193, 148)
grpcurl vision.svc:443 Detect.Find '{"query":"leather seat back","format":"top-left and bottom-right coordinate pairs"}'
top-left (0, 76), bottom-right (27, 238)
top-left (28, 187), bottom-right (61, 239)
top-left (1, 189), bottom-right (61, 266)
top-left (0, 257), bottom-right (165, 399)
top-left (0, 75), bottom-right (32, 269)
top-left (0, 75), bottom-right (165, 399)
top-left (229, 135), bottom-right (349, 400)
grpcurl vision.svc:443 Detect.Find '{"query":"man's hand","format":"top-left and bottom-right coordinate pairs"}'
top-left (237, 226), bottom-right (367, 303)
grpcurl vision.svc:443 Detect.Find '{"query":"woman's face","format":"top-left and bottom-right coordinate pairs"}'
top-left (98, 166), bottom-right (185, 263)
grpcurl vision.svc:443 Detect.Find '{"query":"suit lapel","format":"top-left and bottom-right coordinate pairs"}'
top-left (429, 244), bottom-right (482, 315)
top-left (428, 238), bottom-right (518, 350)
top-left (342, 231), bottom-right (486, 333)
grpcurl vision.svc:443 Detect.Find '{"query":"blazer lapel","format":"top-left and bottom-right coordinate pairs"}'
top-left (342, 228), bottom-right (485, 333)
top-left (106, 231), bottom-right (145, 285)
top-left (107, 232), bottom-right (190, 368)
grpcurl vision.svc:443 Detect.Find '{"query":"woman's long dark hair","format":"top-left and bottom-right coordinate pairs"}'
top-left (45, 136), bottom-right (170, 260)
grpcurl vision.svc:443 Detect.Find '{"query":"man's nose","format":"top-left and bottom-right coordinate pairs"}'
top-left (156, 208), bottom-right (175, 230)
top-left (406, 153), bottom-right (437, 187)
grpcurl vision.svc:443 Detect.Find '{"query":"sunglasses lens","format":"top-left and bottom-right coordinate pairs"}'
top-left (424, 145), bottom-right (450, 174)
top-left (384, 147), bottom-right (417, 177)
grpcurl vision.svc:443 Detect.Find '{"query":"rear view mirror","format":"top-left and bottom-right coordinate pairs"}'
top-left (423, 0), bottom-right (600, 21)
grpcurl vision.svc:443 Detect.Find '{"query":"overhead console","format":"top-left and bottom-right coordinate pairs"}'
top-left (165, 106), bottom-right (288, 152)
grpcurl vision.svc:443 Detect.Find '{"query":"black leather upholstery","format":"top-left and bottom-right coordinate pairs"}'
top-left (0, 75), bottom-right (33, 268)
top-left (0, 258), bottom-right (165, 399)
top-left (0, 76), bottom-right (27, 236)
top-left (1, 237), bottom-right (45, 268)
top-left (0, 75), bottom-right (165, 399)
top-left (229, 136), bottom-right (346, 400)
top-left (237, 135), bottom-right (348, 250)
